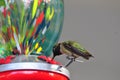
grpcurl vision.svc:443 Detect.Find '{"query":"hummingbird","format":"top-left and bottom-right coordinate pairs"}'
top-left (52, 41), bottom-right (94, 67)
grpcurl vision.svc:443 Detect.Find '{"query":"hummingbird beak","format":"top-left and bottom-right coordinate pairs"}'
top-left (51, 55), bottom-right (55, 61)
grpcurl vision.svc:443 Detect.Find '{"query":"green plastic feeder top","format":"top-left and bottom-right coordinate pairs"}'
top-left (0, 0), bottom-right (64, 57)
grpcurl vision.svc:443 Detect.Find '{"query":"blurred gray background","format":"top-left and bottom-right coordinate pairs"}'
top-left (56, 0), bottom-right (120, 80)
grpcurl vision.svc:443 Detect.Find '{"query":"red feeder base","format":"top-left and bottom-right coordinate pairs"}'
top-left (0, 63), bottom-right (70, 80)
top-left (0, 70), bottom-right (68, 80)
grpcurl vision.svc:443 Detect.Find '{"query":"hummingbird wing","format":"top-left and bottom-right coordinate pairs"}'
top-left (64, 41), bottom-right (93, 60)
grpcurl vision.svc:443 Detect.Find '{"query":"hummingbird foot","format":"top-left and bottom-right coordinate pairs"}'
top-left (56, 65), bottom-right (63, 72)
top-left (65, 56), bottom-right (84, 67)
top-left (64, 56), bottom-right (75, 67)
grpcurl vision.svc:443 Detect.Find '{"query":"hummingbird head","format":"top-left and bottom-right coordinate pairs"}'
top-left (52, 43), bottom-right (63, 60)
